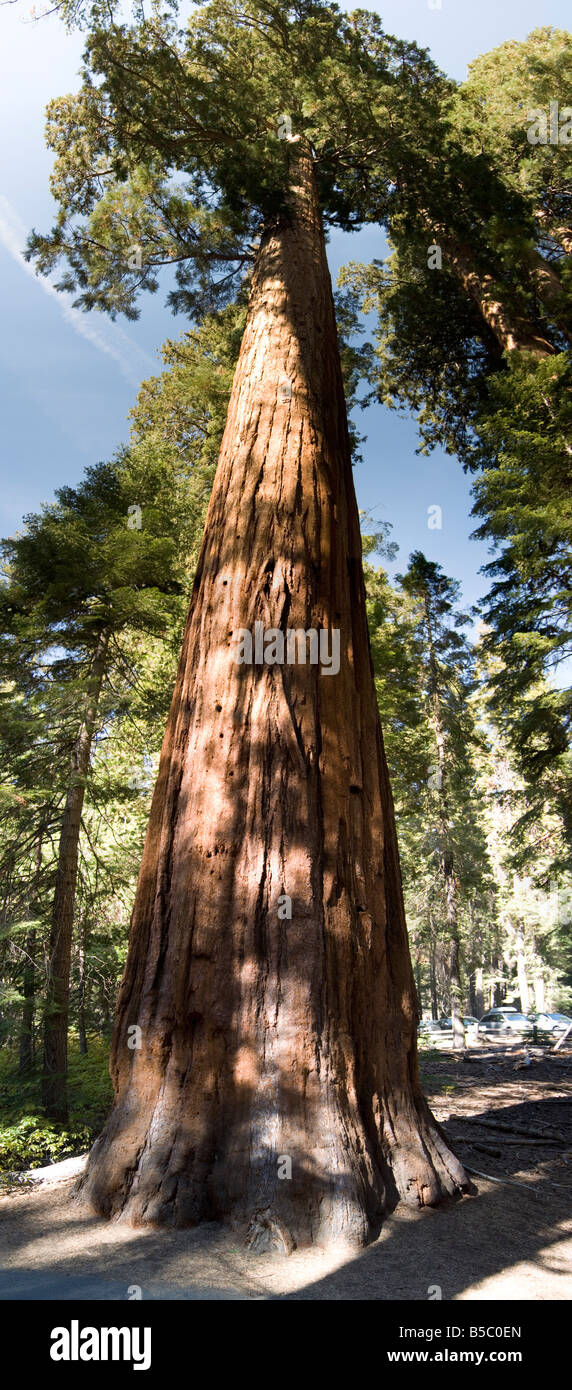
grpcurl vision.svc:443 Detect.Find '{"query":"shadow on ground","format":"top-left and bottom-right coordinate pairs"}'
top-left (0, 1158), bottom-right (570, 1301)
top-left (2, 1047), bottom-right (570, 1300)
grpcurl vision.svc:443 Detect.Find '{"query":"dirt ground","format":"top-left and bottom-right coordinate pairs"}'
top-left (1, 1042), bottom-right (571, 1301)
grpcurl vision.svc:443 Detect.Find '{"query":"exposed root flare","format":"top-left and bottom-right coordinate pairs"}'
top-left (384, 1102), bottom-right (470, 1211)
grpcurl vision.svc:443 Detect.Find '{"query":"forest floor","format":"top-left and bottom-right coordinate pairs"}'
top-left (0, 1041), bottom-right (571, 1301)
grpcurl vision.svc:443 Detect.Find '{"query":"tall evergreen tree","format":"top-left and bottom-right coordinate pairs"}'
top-left (398, 554), bottom-right (494, 1045)
top-left (28, 0), bottom-right (468, 1244)
top-left (1, 451), bottom-right (194, 1119)
top-left (340, 28), bottom-right (572, 841)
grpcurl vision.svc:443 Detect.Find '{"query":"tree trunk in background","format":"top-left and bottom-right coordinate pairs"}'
top-left (475, 966), bottom-right (484, 1019)
top-left (439, 232), bottom-right (557, 357)
top-left (43, 629), bottom-right (109, 1121)
top-left (19, 834), bottom-right (43, 1075)
top-left (423, 602), bottom-right (465, 1052)
top-left (430, 933), bottom-right (438, 1019)
top-left (99, 982), bottom-right (111, 1034)
top-left (533, 974), bottom-right (545, 1011)
top-left (447, 905), bottom-right (464, 1050)
top-left (515, 925), bottom-right (530, 1014)
top-left (551, 228), bottom-right (572, 256)
top-left (415, 959), bottom-right (423, 1012)
top-left (79, 145), bottom-right (467, 1250)
top-left (533, 946), bottom-right (546, 1012)
top-left (467, 903), bottom-right (484, 1022)
top-left (527, 249), bottom-right (570, 339)
top-left (78, 918), bottom-right (88, 1056)
top-left (536, 214), bottom-right (572, 258)
top-left (19, 929), bottom-right (37, 1075)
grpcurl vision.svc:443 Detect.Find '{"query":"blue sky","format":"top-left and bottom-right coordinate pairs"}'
top-left (0, 0), bottom-right (567, 611)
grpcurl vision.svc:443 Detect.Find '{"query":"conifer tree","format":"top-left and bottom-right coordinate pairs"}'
top-left (340, 28), bottom-right (572, 841)
top-left (27, 0), bottom-right (468, 1242)
top-left (397, 554), bottom-right (495, 1044)
top-left (1, 452), bottom-right (196, 1119)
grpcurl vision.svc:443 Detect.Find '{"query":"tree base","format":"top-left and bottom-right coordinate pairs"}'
top-left (77, 1083), bottom-right (468, 1252)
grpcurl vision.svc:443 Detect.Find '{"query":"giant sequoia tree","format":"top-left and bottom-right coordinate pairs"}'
top-left (30, 0), bottom-right (467, 1246)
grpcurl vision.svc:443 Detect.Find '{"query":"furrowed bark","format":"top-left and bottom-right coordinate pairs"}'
top-left (80, 145), bottom-right (467, 1249)
top-left (42, 628), bottom-right (109, 1121)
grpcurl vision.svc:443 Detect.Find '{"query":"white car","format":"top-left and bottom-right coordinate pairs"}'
top-left (528, 1012), bottom-right (572, 1035)
top-left (478, 1009), bottom-right (534, 1037)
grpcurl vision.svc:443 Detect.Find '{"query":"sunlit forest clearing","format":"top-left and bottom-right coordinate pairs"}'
top-left (0, 1), bottom-right (571, 1299)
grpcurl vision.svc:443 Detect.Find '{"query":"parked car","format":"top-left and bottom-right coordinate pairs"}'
top-left (527, 1012), bottom-right (572, 1036)
top-left (478, 1009), bottom-right (534, 1037)
top-left (418, 1020), bottom-right (444, 1036)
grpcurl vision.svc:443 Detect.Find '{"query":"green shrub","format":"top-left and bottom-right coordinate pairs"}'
top-left (0, 1116), bottom-right (92, 1172)
top-left (0, 1033), bottom-right (112, 1171)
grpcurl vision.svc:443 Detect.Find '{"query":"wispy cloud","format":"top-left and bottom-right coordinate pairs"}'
top-left (0, 196), bottom-right (156, 388)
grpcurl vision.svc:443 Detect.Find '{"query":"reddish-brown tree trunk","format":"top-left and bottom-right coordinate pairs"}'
top-left (421, 211), bottom-right (558, 355)
top-left (80, 146), bottom-right (467, 1249)
top-left (425, 219), bottom-right (557, 356)
top-left (443, 236), bottom-right (556, 357)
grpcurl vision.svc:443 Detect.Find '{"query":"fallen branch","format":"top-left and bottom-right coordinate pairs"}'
top-left (465, 1117), bottom-right (565, 1142)
top-left (463, 1165), bottom-right (540, 1195)
top-left (553, 1023), bottom-right (572, 1052)
top-left (455, 1132), bottom-right (559, 1147)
